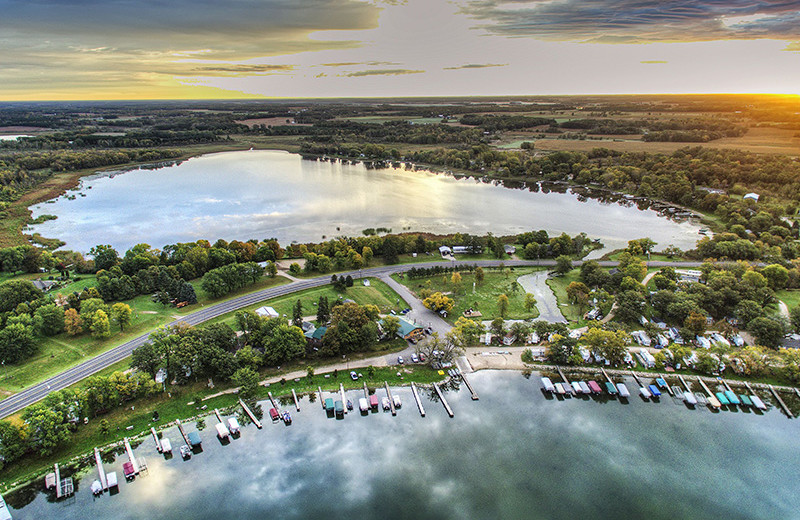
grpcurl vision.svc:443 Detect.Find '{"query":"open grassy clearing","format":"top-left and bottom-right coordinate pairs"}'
top-left (545, 270), bottom-right (590, 327)
top-left (394, 267), bottom-right (541, 323)
top-left (777, 290), bottom-right (800, 311)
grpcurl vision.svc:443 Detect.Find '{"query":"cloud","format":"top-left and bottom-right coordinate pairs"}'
top-left (343, 69), bottom-right (425, 77)
top-left (785, 41), bottom-right (800, 51)
top-left (444, 63), bottom-right (508, 70)
top-left (320, 61), bottom-right (401, 67)
top-left (640, 60), bottom-right (668, 64)
top-left (456, 1), bottom-right (800, 44)
top-left (169, 64), bottom-right (295, 76)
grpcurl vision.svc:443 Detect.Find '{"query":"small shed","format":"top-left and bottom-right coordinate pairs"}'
top-left (438, 246), bottom-right (452, 256)
top-left (254, 306), bottom-right (280, 319)
top-left (743, 192), bottom-right (760, 202)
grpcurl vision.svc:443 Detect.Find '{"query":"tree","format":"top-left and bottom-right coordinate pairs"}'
top-left (23, 404), bottom-right (71, 456)
top-left (316, 296), bottom-right (330, 324)
top-left (306, 366), bottom-right (315, 380)
top-left (99, 419), bottom-right (110, 436)
top-left (452, 317), bottom-right (483, 345)
top-left (34, 303), bottom-right (65, 336)
top-left (259, 322), bottom-right (307, 365)
top-left (490, 317), bottom-right (505, 337)
top-left (422, 292), bottom-right (454, 314)
top-left (451, 271), bottom-right (462, 292)
top-left (235, 345), bottom-right (263, 371)
top-left (111, 302), bottom-right (132, 332)
top-left (614, 290), bottom-right (645, 323)
top-left (583, 328), bottom-right (630, 366)
top-left (497, 293), bottom-right (510, 318)
top-left (791, 305), bottom-right (800, 333)
top-left (748, 316), bottom-right (784, 349)
top-left (90, 244), bottom-right (120, 271)
top-left (381, 315), bottom-right (400, 339)
top-left (362, 246), bottom-right (373, 266)
top-left (554, 255), bottom-right (572, 275)
top-left (566, 281), bottom-right (590, 313)
top-left (0, 322), bottom-right (37, 364)
top-left (524, 292), bottom-right (537, 313)
top-left (475, 266), bottom-right (485, 285)
top-left (684, 312), bottom-right (708, 337)
top-left (265, 261), bottom-right (278, 278)
top-left (177, 281), bottom-right (197, 304)
top-left (761, 264), bottom-right (790, 290)
top-left (292, 299), bottom-right (303, 327)
top-left (91, 309), bottom-right (111, 338)
top-left (131, 342), bottom-right (162, 378)
top-left (0, 280), bottom-right (42, 313)
top-left (232, 367), bottom-right (261, 400)
top-left (64, 308), bottom-right (83, 335)
top-left (0, 421), bottom-right (28, 466)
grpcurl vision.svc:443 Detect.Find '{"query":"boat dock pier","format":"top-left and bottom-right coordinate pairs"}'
top-left (600, 368), bottom-right (615, 386)
top-left (411, 382), bottom-right (426, 417)
top-left (339, 384), bottom-right (348, 414)
top-left (459, 372), bottom-right (479, 400)
top-left (433, 383), bottom-right (454, 417)
top-left (124, 438), bottom-right (139, 474)
top-left (384, 382), bottom-right (396, 416)
top-left (318, 386), bottom-right (325, 407)
top-left (768, 385), bottom-right (793, 418)
top-left (94, 448), bottom-right (108, 491)
top-left (151, 427), bottom-right (162, 453)
top-left (291, 389), bottom-right (301, 412)
top-left (556, 366), bottom-right (570, 386)
top-left (176, 418), bottom-right (191, 445)
top-left (267, 391), bottom-right (280, 412)
top-left (630, 371), bottom-right (644, 387)
top-left (238, 398), bottom-right (262, 428)
top-left (696, 379), bottom-right (722, 409)
top-left (53, 463), bottom-right (74, 499)
top-left (363, 381), bottom-right (370, 400)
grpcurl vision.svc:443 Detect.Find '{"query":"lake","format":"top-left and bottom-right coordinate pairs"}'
top-left (28, 150), bottom-right (702, 255)
top-left (5, 370), bottom-right (799, 520)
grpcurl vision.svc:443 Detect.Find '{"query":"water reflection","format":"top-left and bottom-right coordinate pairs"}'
top-left (28, 150), bottom-right (702, 254)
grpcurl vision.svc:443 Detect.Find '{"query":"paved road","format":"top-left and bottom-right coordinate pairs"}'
top-left (517, 271), bottom-right (567, 323)
top-left (0, 258), bottom-right (704, 419)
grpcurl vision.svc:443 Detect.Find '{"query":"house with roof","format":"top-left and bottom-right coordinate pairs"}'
top-left (743, 192), bottom-right (760, 202)
top-left (254, 306), bottom-right (280, 319)
top-left (381, 316), bottom-right (424, 341)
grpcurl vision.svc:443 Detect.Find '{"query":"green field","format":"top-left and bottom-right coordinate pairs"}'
top-left (545, 270), bottom-right (590, 326)
top-left (204, 277), bottom-right (408, 328)
top-left (394, 267), bottom-right (541, 323)
top-left (777, 290), bottom-right (800, 311)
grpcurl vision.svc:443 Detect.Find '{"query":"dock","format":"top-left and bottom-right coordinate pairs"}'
top-left (696, 378), bottom-right (722, 409)
top-left (318, 386), bottom-right (325, 407)
top-left (768, 385), bottom-right (793, 418)
top-left (630, 370), bottom-right (644, 388)
top-left (363, 381), bottom-right (369, 399)
top-left (94, 448), bottom-right (108, 491)
top-left (175, 418), bottom-right (191, 445)
top-left (433, 383), bottom-right (454, 417)
top-left (151, 427), bottom-right (161, 453)
top-left (794, 387), bottom-right (800, 400)
top-left (411, 382), bottom-right (426, 417)
top-left (239, 398), bottom-right (262, 428)
top-left (267, 391), bottom-right (280, 412)
top-left (291, 389), bottom-right (301, 411)
top-left (600, 367), bottom-right (615, 386)
top-left (339, 384), bottom-right (348, 414)
top-left (460, 372), bottom-right (479, 400)
top-left (556, 366), bottom-right (570, 385)
top-left (214, 408), bottom-right (224, 423)
top-left (384, 382), bottom-right (396, 416)
top-left (124, 438), bottom-right (139, 474)
top-left (53, 463), bottom-right (73, 498)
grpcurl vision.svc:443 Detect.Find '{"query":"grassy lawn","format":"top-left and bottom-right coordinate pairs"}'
top-left (0, 364), bottom-right (444, 490)
top-left (393, 267), bottom-right (541, 323)
top-left (777, 290), bottom-right (800, 311)
top-left (0, 276), bottom-right (291, 396)
top-left (203, 277), bottom-right (408, 328)
top-left (545, 270), bottom-right (590, 327)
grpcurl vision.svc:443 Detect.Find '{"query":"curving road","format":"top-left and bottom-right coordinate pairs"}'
top-left (0, 258), bottom-right (702, 419)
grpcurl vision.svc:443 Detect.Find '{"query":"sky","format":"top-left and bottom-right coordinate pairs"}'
top-left (1, 0), bottom-right (800, 100)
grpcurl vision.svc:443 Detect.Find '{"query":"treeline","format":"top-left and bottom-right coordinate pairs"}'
top-left (0, 149), bottom-right (181, 202)
top-left (459, 114), bottom-right (556, 131)
top-left (0, 371), bottom-right (161, 463)
top-left (278, 119), bottom-right (485, 146)
top-left (200, 262), bottom-right (265, 298)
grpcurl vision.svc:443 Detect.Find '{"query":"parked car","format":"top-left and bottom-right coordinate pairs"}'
top-left (350, 371), bottom-right (358, 381)
top-left (411, 354), bottom-right (419, 363)
top-left (419, 353), bottom-right (426, 362)
top-left (397, 356), bottom-right (404, 364)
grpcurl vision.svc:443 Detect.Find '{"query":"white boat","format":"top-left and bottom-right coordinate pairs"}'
top-left (578, 381), bottom-right (591, 394)
top-left (215, 422), bottom-right (230, 439)
top-left (160, 438), bottom-right (172, 453)
top-left (91, 479), bottom-right (103, 495)
top-left (751, 394), bottom-right (767, 410)
top-left (392, 395), bottom-right (402, 408)
top-left (0, 492), bottom-right (12, 520)
top-left (358, 397), bottom-right (369, 412)
top-left (106, 472), bottom-right (118, 489)
top-left (381, 397), bottom-right (391, 410)
top-left (180, 445), bottom-right (192, 459)
top-left (639, 386), bottom-right (652, 399)
top-left (571, 382), bottom-right (583, 394)
top-left (227, 417), bottom-right (240, 435)
top-left (554, 383), bottom-right (565, 395)
top-left (617, 383), bottom-right (630, 398)
top-left (540, 377), bottom-right (555, 393)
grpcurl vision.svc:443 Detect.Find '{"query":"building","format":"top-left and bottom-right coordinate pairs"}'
top-left (32, 280), bottom-right (58, 292)
top-left (383, 316), bottom-right (424, 341)
top-left (438, 246), bottom-right (452, 256)
top-left (676, 269), bottom-right (702, 283)
top-left (504, 244), bottom-right (516, 255)
top-left (254, 306), bottom-right (280, 319)
top-left (305, 326), bottom-right (327, 346)
top-left (743, 192), bottom-right (760, 202)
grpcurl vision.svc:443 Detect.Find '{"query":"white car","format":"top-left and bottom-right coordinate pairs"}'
top-left (397, 356), bottom-right (404, 364)
top-left (350, 371), bottom-right (358, 381)
top-left (411, 354), bottom-right (419, 363)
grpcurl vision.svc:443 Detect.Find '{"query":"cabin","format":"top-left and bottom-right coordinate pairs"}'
top-left (502, 333), bottom-right (516, 346)
top-left (391, 317), bottom-right (424, 341)
top-left (438, 246), bottom-right (452, 256)
top-left (305, 326), bottom-right (327, 347)
top-left (32, 279), bottom-right (58, 292)
top-left (504, 244), bottom-right (516, 255)
top-left (254, 306), bottom-right (280, 319)
top-left (676, 269), bottom-right (702, 283)
top-left (743, 192), bottom-right (760, 202)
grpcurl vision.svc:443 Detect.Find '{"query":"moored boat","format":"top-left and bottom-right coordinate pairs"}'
top-left (656, 377), bottom-right (668, 389)
top-left (554, 383), bottom-right (565, 395)
top-left (739, 394), bottom-right (753, 407)
top-left (617, 383), bottom-right (630, 398)
top-left (751, 394), bottom-right (767, 410)
top-left (571, 382), bottom-right (582, 394)
top-left (282, 411), bottom-right (292, 424)
top-left (381, 397), bottom-right (391, 410)
top-left (715, 392), bottom-right (730, 406)
top-left (724, 391), bottom-right (740, 405)
top-left (227, 417), bottom-right (240, 434)
top-left (639, 386), bottom-right (651, 399)
top-left (359, 397), bottom-right (369, 412)
top-left (541, 377), bottom-right (555, 393)
top-left (91, 479), bottom-right (103, 496)
top-left (683, 391), bottom-right (698, 405)
top-left (588, 381), bottom-right (602, 394)
top-left (269, 408), bottom-right (280, 421)
top-left (393, 394), bottom-right (402, 408)
top-left (324, 398), bottom-right (335, 413)
top-left (604, 382), bottom-right (617, 395)
top-left (180, 445), bottom-right (191, 459)
top-left (369, 394), bottom-right (379, 409)
top-left (578, 381), bottom-right (591, 394)
top-left (648, 384), bottom-right (662, 397)
top-left (335, 400), bottom-right (345, 416)
top-left (0, 493), bottom-right (11, 520)
top-left (160, 438), bottom-right (172, 453)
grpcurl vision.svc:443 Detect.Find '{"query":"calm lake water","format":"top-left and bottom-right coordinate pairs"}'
top-left (28, 150), bottom-right (701, 255)
top-left (6, 371), bottom-right (799, 520)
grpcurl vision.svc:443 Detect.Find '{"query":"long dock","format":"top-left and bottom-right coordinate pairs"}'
top-left (679, 375), bottom-right (692, 394)
top-left (239, 398), bottom-right (262, 428)
top-left (630, 370), bottom-right (644, 388)
top-left (363, 381), bottom-right (369, 399)
top-left (94, 447), bottom-right (108, 491)
top-left (124, 438), bottom-right (139, 474)
top-left (54, 463), bottom-right (61, 498)
top-left (291, 389), bottom-right (301, 411)
top-left (151, 427), bottom-right (162, 453)
top-left (794, 387), bottom-right (800, 400)
top-left (556, 366), bottom-right (570, 385)
top-left (768, 385), bottom-right (793, 418)
top-left (214, 408), bottom-right (224, 423)
top-left (696, 378), bottom-right (722, 409)
top-left (384, 382), bottom-right (396, 416)
top-left (318, 386), bottom-right (325, 407)
top-left (433, 383), bottom-right (454, 417)
top-left (175, 418), bottom-right (191, 445)
top-left (267, 391), bottom-right (280, 412)
top-left (600, 367), bottom-right (615, 386)
top-left (411, 382), bottom-right (426, 417)
top-left (460, 372), bottom-right (479, 400)
top-left (339, 384), bottom-right (348, 414)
